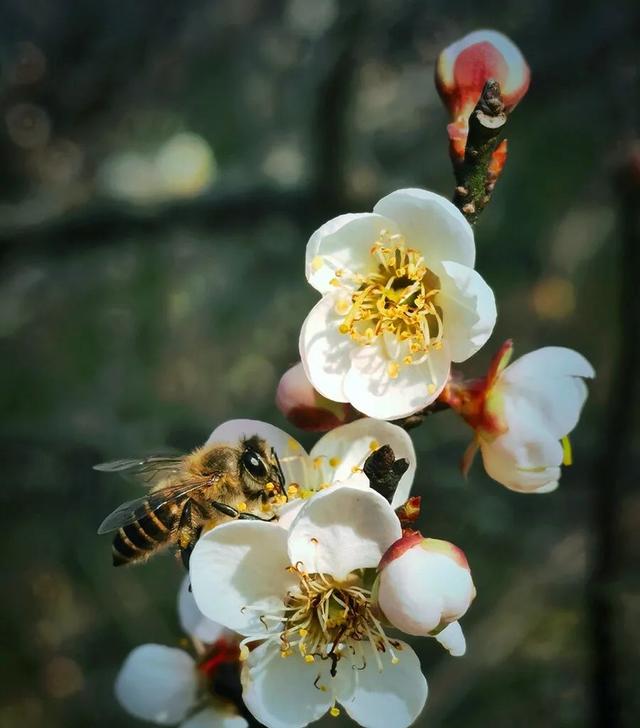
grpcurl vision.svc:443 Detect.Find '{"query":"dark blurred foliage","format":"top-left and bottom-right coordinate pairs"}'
top-left (1, 1), bottom-right (639, 727)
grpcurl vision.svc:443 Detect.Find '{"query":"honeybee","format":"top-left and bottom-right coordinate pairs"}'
top-left (96, 435), bottom-right (286, 569)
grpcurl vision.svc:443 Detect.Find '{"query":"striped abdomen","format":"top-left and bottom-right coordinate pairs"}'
top-left (112, 501), bottom-right (181, 566)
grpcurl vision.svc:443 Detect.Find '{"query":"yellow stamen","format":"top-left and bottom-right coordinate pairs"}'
top-left (330, 707), bottom-right (341, 717)
top-left (561, 435), bottom-right (573, 466)
top-left (328, 457), bottom-right (341, 468)
top-left (304, 654), bottom-right (315, 663)
top-left (311, 255), bottom-right (324, 271)
top-left (335, 231), bottom-right (444, 379)
top-left (369, 439), bottom-right (379, 451)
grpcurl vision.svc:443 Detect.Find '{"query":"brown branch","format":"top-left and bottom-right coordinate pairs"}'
top-left (452, 80), bottom-right (508, 224)
top-left (0, 185), bottom-right (311, 261)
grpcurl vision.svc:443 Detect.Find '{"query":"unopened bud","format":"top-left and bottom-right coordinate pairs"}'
top-left (376, 533), bottom-right (475, 637)
top-left (276, 362), bottom-right (354, 432)
top-left (436, 29), bottom-right (530, 121)
top-left (436, 30), bottom-right (530, 159)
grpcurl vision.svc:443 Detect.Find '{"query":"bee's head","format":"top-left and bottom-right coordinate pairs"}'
top-left (239, 436), bottom-right (285, 500)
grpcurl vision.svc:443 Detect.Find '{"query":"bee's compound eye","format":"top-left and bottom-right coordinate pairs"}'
top-left (242, 449), bottom-right (268, 480)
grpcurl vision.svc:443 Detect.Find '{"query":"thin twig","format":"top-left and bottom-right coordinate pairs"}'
top-left (452, 79), bottom-right (508, 224)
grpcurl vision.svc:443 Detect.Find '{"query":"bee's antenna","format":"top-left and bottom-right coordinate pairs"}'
top-left (272, 447), bottom-right (286, 496)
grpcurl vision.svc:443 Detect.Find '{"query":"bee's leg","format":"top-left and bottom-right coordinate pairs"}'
top-left (210, 500), bottom-right (276, 523)
top-left (177, 499), bottom-right (203, 571)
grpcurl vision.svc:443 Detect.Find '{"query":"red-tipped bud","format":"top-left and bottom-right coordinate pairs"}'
top-left (436, 29), bottom-right (530, 121)
top-left (276, 362), bottom-right (354, 432)
top-left (376, 533), bottom-right (475, 642)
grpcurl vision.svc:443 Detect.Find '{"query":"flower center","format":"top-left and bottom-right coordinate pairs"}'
top-left (328, 230), bottom-right (443, 380)
top-left (277, 565), bottom-right (399, 676)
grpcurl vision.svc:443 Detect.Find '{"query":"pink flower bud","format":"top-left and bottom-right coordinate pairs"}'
top-left (276, 362), bottom-right (354, 432)
top-left (376, 533), bottom-right (475, 637)
top-left (436, 29), bottom-right (530, 122)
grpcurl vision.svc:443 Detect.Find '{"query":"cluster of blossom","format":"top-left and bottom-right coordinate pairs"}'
top-left (115, 30), bottom-right (594, 728)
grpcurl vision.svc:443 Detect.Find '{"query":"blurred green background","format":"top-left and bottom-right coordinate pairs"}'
top-left (1, 1), bottom-right (639, 727)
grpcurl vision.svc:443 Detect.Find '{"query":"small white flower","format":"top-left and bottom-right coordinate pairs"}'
top-left (207, 417), bottom-right (416, 517)
top-left (115, 644), bottom-right (246, 728)
top-left (300, 188), bottom-right (496, 419)
top-left (445, 342), bottom-right (595, 493)
top-left (190, 486), bottom-right (428, 728)
top-left (376, 533), bottom-right (475, 656)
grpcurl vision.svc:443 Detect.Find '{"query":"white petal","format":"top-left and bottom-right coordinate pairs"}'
top-left (115, 645), bottom-right (197, 725)
top-left (288, 486), bottom-right (401, 580)
top-left (434, 621), bottom-right (466, 657)
top-left (378, 549), bottom-right (474, 636)
top-left (340, 641), bottom-right (428, 728)
top-left (480, 438), bottom-right (561, 493)
top-left (181, 708), bottom-right (247, 728)
top-left (501, 346), bottom-right (595, 382)
top-left (438, 260), bottom-right (496, 362)
top-left (373, 188), bottom-right (475, 269)
top-left (205, 419), bottom-right (310, 489)
top-left (242, 642), bottom-right (336, 728)
top-left (498, 396), bottom-right (565, 469)
top-left (178, 575), bottom-right (229, 644)
top-left (502, 377), bottom-right (588, 439)
top-left (299, 295), bottom-right (353, 403)
top-left (305, 213), bottom-right (399, 293)
top-left (499, 347), bottom-right (594, 437)
top-left (343, 343), bottom-right (450, 419)
top-left (190, 522), bottom-right (295, 635)
top-left (309, 418), bottom-right (417, 507)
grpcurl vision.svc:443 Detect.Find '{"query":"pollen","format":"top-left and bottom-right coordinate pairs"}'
top-left (237, 502), bottom-right (247, 512)
top-left (264, 482), bottom-right (276, 492)
top-left (328, 456), bottom-right (341, 468)
top-left (269, 565), bottom-right (401, 681)
top-left (287, 484), bottom-right (299, 496)
top-left (330, 707), bottom-right (341, 717)
top-left (333, 230), bottom-right (444, 378)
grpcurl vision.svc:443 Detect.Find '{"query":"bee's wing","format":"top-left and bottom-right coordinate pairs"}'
top-left (97, 477), bottom-right (217, 535)
top-left (94, 455), bottom-right (185, 487)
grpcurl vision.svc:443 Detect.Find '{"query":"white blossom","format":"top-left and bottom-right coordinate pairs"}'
top-left (190, 486), bottom-right (428, 728)
top-left (446, 343), bottom-right (595, 493)
top-left (115, 644), bottom-right (246, 728)
top-left (300, 188), bottom-right (496, 419)
top-left (207, 417), bottom-right (416, 518)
